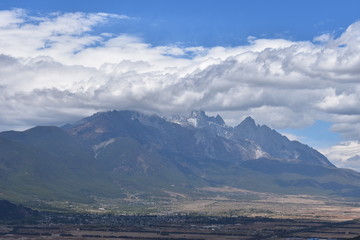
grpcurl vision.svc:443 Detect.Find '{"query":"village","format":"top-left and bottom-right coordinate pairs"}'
top-left (1, 211), bottom-right (360, 239)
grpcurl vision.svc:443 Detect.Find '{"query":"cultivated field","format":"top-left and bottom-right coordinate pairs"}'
top-left (4, 187), bottom-right (360, 239)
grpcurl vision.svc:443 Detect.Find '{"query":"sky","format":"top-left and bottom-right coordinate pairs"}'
top-left (0, 0), bottom-right (360, 170)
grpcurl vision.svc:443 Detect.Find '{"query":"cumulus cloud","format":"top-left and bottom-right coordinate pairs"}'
top-left (321, 141), bottom-right (360, 171)
top-left (0, 8), bottom-right (360, 152)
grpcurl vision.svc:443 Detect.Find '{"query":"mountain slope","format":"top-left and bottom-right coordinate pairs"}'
top-left (1, 109), bottom-right (360, 207)
top-left (0, 127), bottom-right (121, 203)
top-left (233, 117), bottom-right (334, 167)
top-left (63, 110), bottom-right (360, 197)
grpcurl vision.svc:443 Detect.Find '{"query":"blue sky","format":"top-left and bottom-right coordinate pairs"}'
top-left (2, 0), bottom-right (360, 47)
top-left (281, 121), bottom-right (341, 149)
top-left (0, 0), bottom-right (360, 169)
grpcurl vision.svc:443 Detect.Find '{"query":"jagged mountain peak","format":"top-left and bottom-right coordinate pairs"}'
top-left (81, 110), bottom-right (227, 129)
top-left (64, 110), bottom-right (334, 168)
top-left (168, 110), bottom-right (226, 127)
top-left (214, 114), bottom-right (226, 125)
top-left (237, 116), bottom-right (257, 129)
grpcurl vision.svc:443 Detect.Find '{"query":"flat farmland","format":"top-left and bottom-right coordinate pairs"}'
top-left (3, 189), bottom-right (360, 239)
top-left (1, 214), bottom-right (360, 240)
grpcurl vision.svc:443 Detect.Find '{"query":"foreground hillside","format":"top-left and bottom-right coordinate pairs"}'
top-left (0, 110), bottom-right (360, 211)
top-left (0, 199), bottom-right (39, 221)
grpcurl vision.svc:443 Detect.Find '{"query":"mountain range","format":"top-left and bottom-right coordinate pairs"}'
top-left (1, 110), bottom-right (360, 207)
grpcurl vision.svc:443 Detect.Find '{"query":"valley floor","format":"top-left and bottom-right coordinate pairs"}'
top-left (1, 214), bottom-right (360, 240)
top-left (4, 189), bottom-right (360, 239)
top-left (33, 187), bottom-right (360, 222)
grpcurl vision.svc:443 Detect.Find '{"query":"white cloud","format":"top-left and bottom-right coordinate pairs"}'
top-left (279, 132), bottom-right (304, 142)
top-left (0, 8), bottom-right (360, 158)
top-left (0, 9), bottom-right (26, 27)
top-left (320, 141), bottom-right (360, 171)
top-left (313, 33), bottom-right (332, 43)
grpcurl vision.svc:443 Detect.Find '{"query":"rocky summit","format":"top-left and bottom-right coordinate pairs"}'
top-left (1, 110), bottom-right (360, 206)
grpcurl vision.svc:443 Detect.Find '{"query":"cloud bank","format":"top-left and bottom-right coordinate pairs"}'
top-left (321, 141), bottom-right (360, 171)
top-left (0, 9), bottom-right (360, 168)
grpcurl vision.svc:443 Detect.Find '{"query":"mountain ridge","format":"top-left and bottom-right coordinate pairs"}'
top-left (1, 109), bottom-right (360, 208)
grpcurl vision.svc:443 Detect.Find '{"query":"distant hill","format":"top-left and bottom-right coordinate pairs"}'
top-left (0, 199), bottom-right (39, 221)
top-left (1, 110), bottom-right (360, 207)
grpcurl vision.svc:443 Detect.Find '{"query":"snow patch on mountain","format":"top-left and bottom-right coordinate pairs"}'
top-left (187, 117), bottom-right (198, 127)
